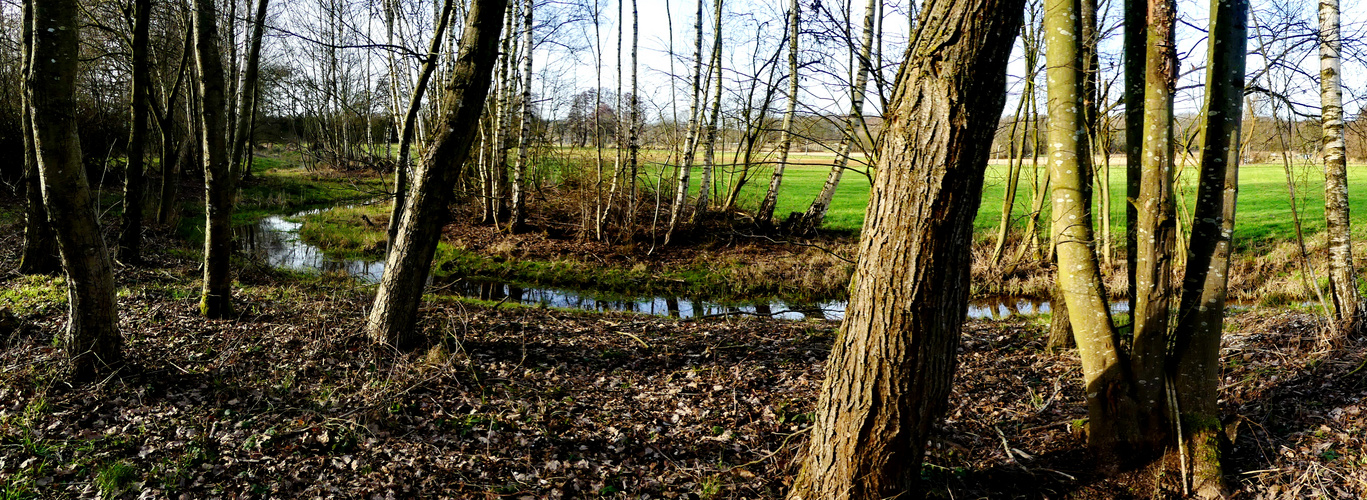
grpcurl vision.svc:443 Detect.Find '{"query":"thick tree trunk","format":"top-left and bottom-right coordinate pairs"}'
top-left (30, 0), bottom-right (124, 380)
top-left (193, 0), bottom-right (235, 318)
top-left (1170, 1), bottom-right (1246, 496)
top-left (118, 0), bottom-right (152, 264)
top-left (757, 0), bottom-right (800, 226)
top-left (389, 0), bottom-right (458, 253)
top-left (1047, 0), bottom-right (1146, 458)
top-left (366, 0), bottom-right (508, 345)
top-left (1320, 0), bottom-right (1362, 340)
top-left (1129, 0), bottom-right (1179, 446)
top-left (796, 0), bottom-right (877, 235)
top-left (786, 1), bottom-right (1023, 497)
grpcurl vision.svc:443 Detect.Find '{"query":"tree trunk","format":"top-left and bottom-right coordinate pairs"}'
top-left (1129, 0), bottom-right (1179, 445)
top-left (1046, 0), bottom-right (1145, 458)
top-left (229, 0), bottom-right (271, 181)
top-left (118, 0), bottom-right (152, 265)
top-left (366, 0), bottom-right (509, 345)
top-left (786, 0), bottom-right (1023, 496)
top-left (389, 0), bottom-right (458, 253)
top-left (18, 0), bottom-right (61, 276)
top-left (510, 0), bottom-right (534, 231)
top-left (193, 0), bottom-right (235, 318)
top-left (1320, 0), bottom-right (1362, 340)
top-left (1170, 1), bottom-right (1246, 496)
top-left (796, 0), bottom-right (877, 235)
top-left (757, 0), bottom-right (800, 226)
top-left (1123, 0), bottom-right (1145, 306)
top-left (664, 0), bottom-right (707, 244)
top-left (693, 0), bottom-right (724, 220)
top-left (30, 0), bottom-right (124, 380)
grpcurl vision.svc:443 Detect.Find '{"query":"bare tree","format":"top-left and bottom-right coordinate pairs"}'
top-left (366, 0), bottom-right (509, 345)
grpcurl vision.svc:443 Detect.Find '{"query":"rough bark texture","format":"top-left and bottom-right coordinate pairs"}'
top-left (758, 0), bottom-right (800, 225)
top-left (1046, 0), bottom-right (1142, 457)
top-left (194, 0), bottom-right (235, 318)
top-left (366, 0), bottom-right (508, 345)
top-left (1320, 0), bottom-right (1362, 340)
top-left (118, 0), bottom-right (152, 264)
top-left (1170, 1), bottom-right (1246, 496)
top-left (30, 0), bottom-right (124, 380)
top-left (18, 0), bottom-right (61, 276)
top-left (786, 0), bottom-right (1023, 497)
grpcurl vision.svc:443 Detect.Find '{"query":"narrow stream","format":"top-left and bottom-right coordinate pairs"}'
top-left (236, 206), bottom-right (1099, 321)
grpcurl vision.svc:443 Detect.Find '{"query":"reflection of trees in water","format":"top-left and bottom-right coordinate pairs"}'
top-left (235, 216), bottom-right (384, 282)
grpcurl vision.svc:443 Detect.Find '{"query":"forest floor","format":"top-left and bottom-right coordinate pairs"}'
top-left (3, 208), bottom-right (1367, 499)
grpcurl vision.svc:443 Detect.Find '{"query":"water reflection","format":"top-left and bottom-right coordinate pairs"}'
top-left (235, 214), bottom-right (386, 282)
top-left (237, 207), bottom-right (1116, 322)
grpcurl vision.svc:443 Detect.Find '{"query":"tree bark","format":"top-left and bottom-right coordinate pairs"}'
top-left (1170, 1), bottom-right (1246, 496)
top-left (30, 0), bottom-right (124, 380)
top-left (1129, 0), bottom-right (1179, 444)
top-left (366, 0), bottom-right (509, 345)
top-left (1124, 0), bottom-right (1146, 306)
top-left (18, 0), bottom-right (61, 276)
top-left (664, 0), bottom-right (707, 244)
top-left (757, 0), bottom-right (800, 226)
top-left (786, 0), bottom-right (1023, 496)
top-left (118, 0), bottom-right (152, 265)
top-left (1320, 0), bottom-right (1362, 339)
top-left (693, 0), bottom-right (724, 219)
top-left (193, 0), bottom-right (235, 318)
top-left (1048, 0), bottom-right (1145, 458)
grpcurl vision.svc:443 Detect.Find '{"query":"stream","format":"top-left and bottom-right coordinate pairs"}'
top-left (236, 206), bottom-right (1106, 321)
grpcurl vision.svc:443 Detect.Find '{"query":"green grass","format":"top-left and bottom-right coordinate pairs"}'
top-left (174, 155), bottom-right (389, 241)
top-left (293, 203), bottom-right (392, 259)
top-left (0, 275), bottom-right (67, 316)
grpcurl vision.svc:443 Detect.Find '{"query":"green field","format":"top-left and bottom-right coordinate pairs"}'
top-left (682, 153), bottom-right (1367, 251)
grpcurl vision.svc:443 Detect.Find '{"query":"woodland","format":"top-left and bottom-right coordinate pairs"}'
top-left (2, 0), bottom-right (1367, 498)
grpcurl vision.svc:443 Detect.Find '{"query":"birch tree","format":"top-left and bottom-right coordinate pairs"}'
top-left (787, 0), bottom-right (1024, 495)
top-left (755, 0), bottom-right (798, 225)
top-left (1319, 0), bottom-right (1362, 339)
top-left (793, 0), bottom-right (877, 235)
top-left (663, 0), bottom-right (706, 244)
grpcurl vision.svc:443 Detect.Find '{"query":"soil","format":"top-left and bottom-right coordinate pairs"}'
top-left (3, 205), bottom-right (1367, 499)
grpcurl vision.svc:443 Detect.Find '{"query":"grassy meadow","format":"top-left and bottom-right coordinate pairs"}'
top-left (594, 145), bottom-right (1367, 250)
